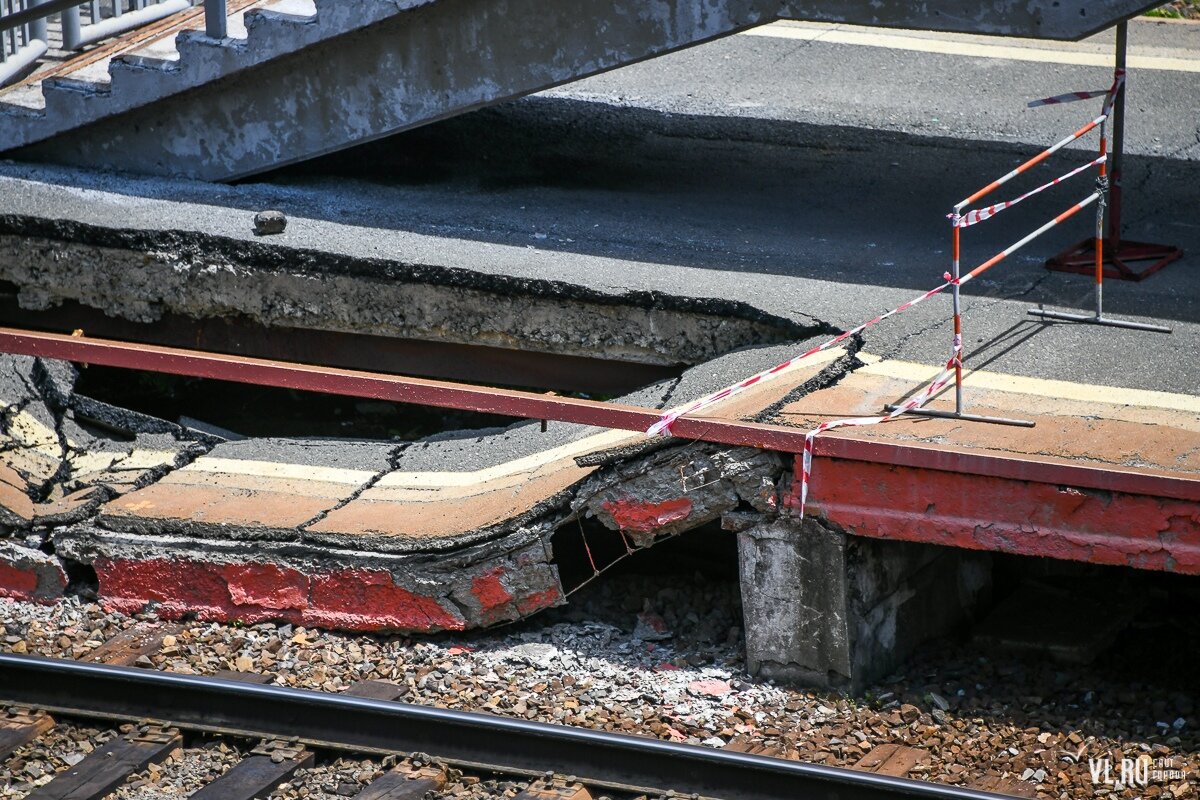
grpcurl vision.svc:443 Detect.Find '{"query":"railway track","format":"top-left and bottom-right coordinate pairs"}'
top-left (0, 652), bottom-right (1020, 800)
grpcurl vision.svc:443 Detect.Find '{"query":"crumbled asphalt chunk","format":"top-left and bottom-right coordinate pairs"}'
top-left (254, 210), bottom-right (288, 236)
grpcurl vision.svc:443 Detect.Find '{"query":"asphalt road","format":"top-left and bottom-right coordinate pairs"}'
top-left (2, 17), bottom-right (1198, 394)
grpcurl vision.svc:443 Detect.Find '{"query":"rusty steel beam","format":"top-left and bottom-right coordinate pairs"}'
top-left (2, 326), bottom-right (1197, 503)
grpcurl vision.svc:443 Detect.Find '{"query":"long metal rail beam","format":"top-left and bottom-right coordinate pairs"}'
top-left (0, 654), bottom-right (1011, 800)
top-left (1, 326), bottom-right (1196, 502)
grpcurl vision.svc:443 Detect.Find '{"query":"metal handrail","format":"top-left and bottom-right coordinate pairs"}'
top-left (1, 0), bottom-right (86, 33)
top-left (0, 0), bottom-right (223, 37)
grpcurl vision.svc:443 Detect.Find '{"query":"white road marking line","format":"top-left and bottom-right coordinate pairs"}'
top-left (182, 457), bottom-right (379, 485)
top-left (744, 24), bottom-right (1200, 73)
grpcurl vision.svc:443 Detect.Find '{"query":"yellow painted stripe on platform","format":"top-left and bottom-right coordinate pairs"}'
top-left (183, 458), bottom-right (378, 485)
top-left (745, 23), bottom-right (1200, 73)
top-left (70, 450), bottom-right (180, 475)
top-left (9, 410), bottom-right (61, 455)
top-left (858, 353), bottom-right (1200, 413)
top-left (376, 428), bottom-right (634, 489)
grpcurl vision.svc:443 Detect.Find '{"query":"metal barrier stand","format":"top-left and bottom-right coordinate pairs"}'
top-left (1028, 84), bottom-right (1172, 333)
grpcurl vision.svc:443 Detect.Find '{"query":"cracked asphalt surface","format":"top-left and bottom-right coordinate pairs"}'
top-left (0, 18), bottom-right (1196, 399)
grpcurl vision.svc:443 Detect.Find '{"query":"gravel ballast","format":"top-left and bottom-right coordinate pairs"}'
top-left (0, 568), bottom-right (1196, 800)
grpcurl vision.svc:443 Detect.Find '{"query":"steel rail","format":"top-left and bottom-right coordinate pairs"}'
top-left (1, 325), bottom-right (1198, 502)
top-left (0, 654), bottom-right (1014, 800)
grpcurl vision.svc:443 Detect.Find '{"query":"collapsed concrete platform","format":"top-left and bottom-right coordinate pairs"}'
top-left (3, 329), bottom-right (1197, 688)
top-left (0, 341), bottom-right (832, 628)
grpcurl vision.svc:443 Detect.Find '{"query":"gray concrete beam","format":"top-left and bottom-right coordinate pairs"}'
top-left (15, 0), bottom-right (779, 180)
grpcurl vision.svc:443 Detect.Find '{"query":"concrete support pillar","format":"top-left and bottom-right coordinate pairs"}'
top-left (737, 518), bottom-right (991, 692)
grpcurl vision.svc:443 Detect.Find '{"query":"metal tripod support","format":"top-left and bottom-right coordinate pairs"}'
top-left (1042, 21), bottom-right (1183, 283)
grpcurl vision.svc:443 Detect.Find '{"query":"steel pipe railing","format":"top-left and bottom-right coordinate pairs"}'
top-left (0, 0), bottom-right (202, 66)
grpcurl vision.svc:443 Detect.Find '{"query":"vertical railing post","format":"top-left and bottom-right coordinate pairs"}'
top-left (204, 0), bottom-right (225, 38)
top-left (1108, 21), bottom-right (1127, 250)
top-left (1094, 118), bottom-right (1108, 321)
top-left (950, 215), bottom-right (964, 415)
top-left (30, 0), bottom-right (49, 42)
top-left (2, 0), bottom-right (11, 62)
top-left (62, 4), bottom-right (82, 49)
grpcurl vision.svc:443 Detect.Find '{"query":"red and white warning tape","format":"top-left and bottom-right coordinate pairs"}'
top-left (1028, 69), bottom-right (1125, 110)
top-left (952, 154), bottom-right (1106, 228)
top-left (647, 70), bottom-right (1120, 515)
top-left (645, 278), bottom-right (954, 436)
top-left (798, 342), bottom-right (962, 518)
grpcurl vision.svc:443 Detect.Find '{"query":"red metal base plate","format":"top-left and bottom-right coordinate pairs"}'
top-left (1045, 238), bottom-right (1183, 281)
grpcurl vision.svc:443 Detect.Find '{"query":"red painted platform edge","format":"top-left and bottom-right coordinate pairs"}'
top-left (0, 545), bottom-right (67, 604)
top-left (792, 456), bottom-right (1200, 574)
top-left (807, 436), bottom-right (1200, 504)
top-left (92, 557), bottom-right (562, 632)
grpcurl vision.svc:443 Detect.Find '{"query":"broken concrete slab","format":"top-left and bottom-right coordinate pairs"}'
top-left (0, 464), bottom-right (35, 528)
top-left (32, 345), bottom-right (833, 631)
top-left (579, 445), bottom-right (784, 547)
top-left (0, 354), bottom-right (214, 530)
top-left (0, 354), bottom-right (65, 497)
top-left (0, 539), bottom-right (67, 603)
top-left (237, 349), bottom-right (840, 552)
top-left (54, 523), bottom-right (562, 632)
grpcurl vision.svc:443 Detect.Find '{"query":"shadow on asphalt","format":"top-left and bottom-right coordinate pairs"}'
top-left (8, 94), bottom-right (1197, 325)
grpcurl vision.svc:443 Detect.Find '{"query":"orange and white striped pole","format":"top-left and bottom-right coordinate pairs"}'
top-left (962, 194), bottom-right (1100, 285)
top-left (1094, 117), bottom-right (1108, 320)
top-left (955, 115), bottom-right (1106, 210)
top-left (951, 215), bottom-right (964, 415)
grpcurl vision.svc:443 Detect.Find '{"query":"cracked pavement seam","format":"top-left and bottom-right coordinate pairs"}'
top-left (296, 443), bottom-right (411, 532)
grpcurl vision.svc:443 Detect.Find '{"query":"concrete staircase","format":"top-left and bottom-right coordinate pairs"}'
top-left (0, 0), bottom-right (1163, 181)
